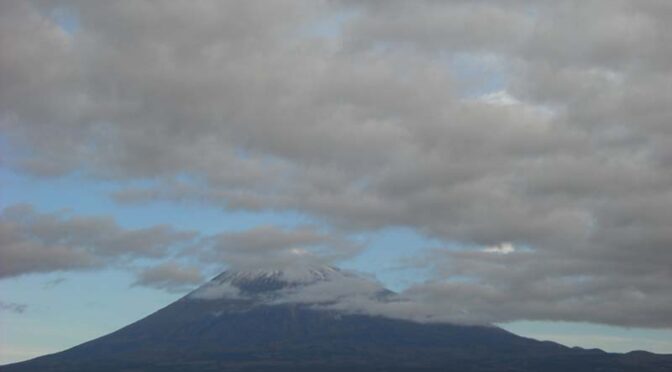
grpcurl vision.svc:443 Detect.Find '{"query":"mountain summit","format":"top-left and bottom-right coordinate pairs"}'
top-left (200, 265), bottom-right (350, 294)
top-left (2, 267), bottom-right (671, 372)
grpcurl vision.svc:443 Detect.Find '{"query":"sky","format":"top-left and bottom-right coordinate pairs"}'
top-left (2, 0), bottom-right (672, 364)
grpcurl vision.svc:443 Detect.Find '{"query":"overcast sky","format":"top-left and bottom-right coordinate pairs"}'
top-left (2, 0), bottom-right (672, 364)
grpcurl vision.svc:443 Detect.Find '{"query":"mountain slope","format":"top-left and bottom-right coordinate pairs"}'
top-left (3, 267), bottom-right (671, 372)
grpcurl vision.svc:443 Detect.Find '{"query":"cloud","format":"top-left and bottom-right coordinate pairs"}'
top-left (133, 262), bottom-right (205, 293)
top-left (0, 204), bottom-right (358, 293)
top-left (0, 204), bottom-right (196, 278)
top-left (0, 301), bottom-right (28, 314)
top-left (483, 242), bottom-right (515, 254)
top-left (1, 0), bottom-right (672, 327)
top-left (202, 225), bottom-right (363, 271)
top-left (43, 277), bottom-right (67, 289)
top-left (275, 272), bottom-right (389, 304)
top-left (399, 245), bottom-right (672, 328)
top-left (189, 281), bottom-right (241, 300)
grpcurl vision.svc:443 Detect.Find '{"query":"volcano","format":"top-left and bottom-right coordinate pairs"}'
top-left (2, 266), bottom-right (671, 372)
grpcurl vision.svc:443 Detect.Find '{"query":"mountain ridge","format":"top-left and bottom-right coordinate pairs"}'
top-left (3, 266), bottom-right (671, 372)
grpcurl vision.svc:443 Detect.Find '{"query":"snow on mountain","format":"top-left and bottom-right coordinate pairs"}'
top-left (213, 265), bottom-right (346, 287)
top-left (187, 265), bottom-right (391, 309)
top-left (7, 264), bottom-right (671, 372)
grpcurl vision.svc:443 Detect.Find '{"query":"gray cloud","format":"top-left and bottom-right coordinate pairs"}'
top-left (133, 262), bottom-right (205, 293)
top-left (188, 260), bottom-right (671, 328)
top-left (189, 281), bottom-right (241, 300)
top-left (395, 242), bottom-right (672, 328)
top-left (202, 225), bottom-right (364, 271)
top-left (0, 301), bottom-right (28, 314)
top-left (274, 271), bottom-right (389, 305)
top-left (0, 204), bottom-right (358, 293)
top-left (2, 0), bottom-right (672, 327)
top-left (43, 277), bottom-right (67, 289)
top-left (0, 204), bottom-right (196, 278)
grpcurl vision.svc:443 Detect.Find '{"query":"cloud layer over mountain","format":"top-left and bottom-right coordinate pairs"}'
top-left (1, 0), bottom-right (672, 328)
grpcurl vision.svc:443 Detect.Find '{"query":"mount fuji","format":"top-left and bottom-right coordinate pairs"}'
top-left (2, 266), bottom-right (671, 372)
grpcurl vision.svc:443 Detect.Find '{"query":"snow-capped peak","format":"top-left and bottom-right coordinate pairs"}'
top-left (188, 265), bottom-right (350, 299)
top-left (214, 265), bottom-right (343, 285)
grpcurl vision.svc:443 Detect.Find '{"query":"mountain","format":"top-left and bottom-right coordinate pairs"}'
top-left (2, 266), bottom-right (671, 372)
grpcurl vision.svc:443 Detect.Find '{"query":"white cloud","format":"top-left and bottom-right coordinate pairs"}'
top-left (478, 91), bottom-right (520, 106)
top-left (483, 242), bottom-right (515, 254)
top-left (189, 281), bottom-right (241, 300)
